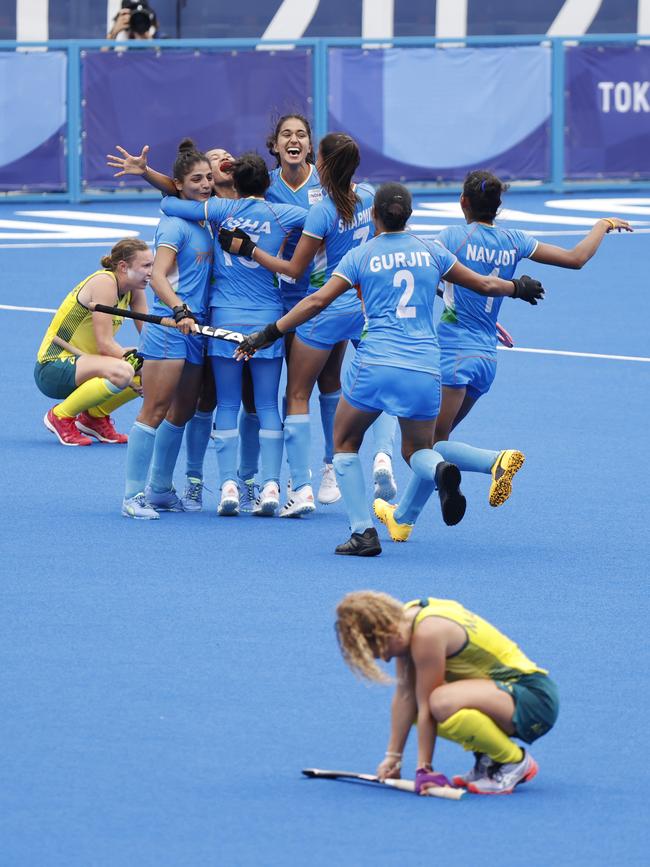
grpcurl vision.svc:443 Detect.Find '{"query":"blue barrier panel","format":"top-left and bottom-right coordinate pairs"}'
top-left (81, 47), bottom-right (313, 190)
top-left (328, 45), bottom-right (552, 183)
top-left (565, 43), bottom-right (650, 180)
top-left (0, 50), bottom-right (67, 191)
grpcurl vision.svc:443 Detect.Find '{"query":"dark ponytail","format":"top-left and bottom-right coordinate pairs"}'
top-left (374, 183), bottom-right (412, 231)
top-left (172, 137), bottom-right (209, 181)
top-left (318, 132), bottom-right (360, 225)
top-left (231, 152), bottom-right (271, 197)
top-left (462, 170), bottom-right (509, 223)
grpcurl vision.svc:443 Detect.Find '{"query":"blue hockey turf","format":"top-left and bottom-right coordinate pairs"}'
top-left (0, 194), bottom-right (648, 866)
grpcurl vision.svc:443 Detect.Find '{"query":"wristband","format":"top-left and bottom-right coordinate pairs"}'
top-left (172, 304), bottom-right (195, 324)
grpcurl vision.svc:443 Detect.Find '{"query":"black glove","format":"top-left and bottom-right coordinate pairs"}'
top-left (511, 275), bottom-right (544, 305)
top-left (122, 348), bottom-right (144, 373)
top-left (172, 303), bottom-right (199, 324)
top-left (219, 226), bottom-right (256, 259)
top-left (237, 322), bottom-right (283, 357)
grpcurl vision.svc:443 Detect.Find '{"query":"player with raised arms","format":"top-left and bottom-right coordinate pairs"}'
top-left (335, 590), bottom-right (559, 795)
top-left (431, 169), bottom-right (632, 510)
top-left (121, 140), bottom-right (213, 519)
top-left (35, 238), bottom-right (152, 446)
top-left (107, 141), bottom-right (239, 510)
top-left (159, 153), bottom-right (307, 517)
top-left (230, 184), bottom-right (544, 554)
top-left (221, 132), bottom-right (397, 518)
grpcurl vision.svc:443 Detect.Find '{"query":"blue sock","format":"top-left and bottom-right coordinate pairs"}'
top-left (124, 421), bottom-right (156, 499)
top-left (435, 440), bottom-right (499, 475)
top-left (284, 414), bottom-right (311, 490)
top-left (259, 429), bottom-right (284, 485)
top-left (394, 448), bottom-right (444, 524)
top-left (371, 413), bottom-right (397, 458)
top-left (214, 428), bottom-right (239, 487)
top-left (185, 410), bottom-right (213, 481)
top-left (149, 419), bottom-right (185, 493)
top-left (332, 452), bottom-right (373, 534)
top-left (238, 410), bottom-right (260, 481)
top-left (319, 389), bottom-right (341, 464)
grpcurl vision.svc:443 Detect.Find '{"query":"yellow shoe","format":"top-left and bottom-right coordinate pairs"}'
top-left (373, 498), bottom-right (413, 542)
top-left (489, 450), bottom-right (525, 507)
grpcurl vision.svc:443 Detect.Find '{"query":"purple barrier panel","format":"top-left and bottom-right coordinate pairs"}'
top-left (328, 47), bottom-right (550, 184)
top-left (0, 51), bottom-right (66, 191)
top-left (566, 44), bottom-right (650, 180)
top-left (82, 49), bottom-right (312, 189)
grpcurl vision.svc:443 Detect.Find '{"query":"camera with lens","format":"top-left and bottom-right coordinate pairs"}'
top-left (121, 0), bottom-right (156, 36)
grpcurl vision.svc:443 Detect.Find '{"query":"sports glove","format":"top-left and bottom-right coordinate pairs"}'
top-left (511, 275), bottom-right (544, 305)
top-left (414, 767), bottom-right (453, 794)
top-left (122, 348), bottom-right (144, 373)
top-left (237, 322), bottom-right (283, 357)
top-left (218, 226), bottom-right (257, 259)
top-left (172, 303), bottom-right (199, 324)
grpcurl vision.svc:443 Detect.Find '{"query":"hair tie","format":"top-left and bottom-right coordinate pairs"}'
top-left (481, 180), bottom-right (486, 192)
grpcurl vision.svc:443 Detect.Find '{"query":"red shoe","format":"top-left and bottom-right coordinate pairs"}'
top-left (44, 409), bottom-right (93, 446)
top-left (75, 411), bottom-right (128, 444)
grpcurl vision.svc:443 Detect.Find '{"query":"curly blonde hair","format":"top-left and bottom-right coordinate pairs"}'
top-left (335, 591), bottom-right (404, 683)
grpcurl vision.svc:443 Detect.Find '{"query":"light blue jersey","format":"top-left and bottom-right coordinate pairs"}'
top-left (303, 182), bottom-right (375, 313)
top-left (334, 231), bottom-right (457, 373)
top-left (268, 165), bottom-right (323, 299)
top-left (436, 223), bottom-right (538, 352)
top-left (160, 195), bottom-right (307, 312)
top-left (152, 215), bottom-right (213, 319)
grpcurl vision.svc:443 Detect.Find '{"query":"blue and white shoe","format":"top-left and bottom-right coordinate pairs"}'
top-left (373, 452), bottom-right (397, 501)
top-left (144, 485), bottom-right (184, 512)
top-left (239, 478), bottom-right (258, 513)
top-left (181, 477), bottom-right (204, 512)
top-left (122, 493), bottom-right (159, 520)
top-left (218, 480), bottom-right (240, 516)
top-left (253, 481), bottom-right (280, 517)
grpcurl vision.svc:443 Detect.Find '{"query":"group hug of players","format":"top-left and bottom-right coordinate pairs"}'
top-left (34, 117), bottom-right (631, 797)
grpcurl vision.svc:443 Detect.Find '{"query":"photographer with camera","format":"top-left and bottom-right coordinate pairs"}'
top-left (108, 1), bottom-right (158, 40)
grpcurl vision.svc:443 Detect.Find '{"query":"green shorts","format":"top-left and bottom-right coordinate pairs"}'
top-left (34, 358), bottom-right (78, 400)
top-left (496, 673), bottom-right (559, 744)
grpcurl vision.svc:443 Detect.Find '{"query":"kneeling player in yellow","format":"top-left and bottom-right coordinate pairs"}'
top-left (335, 591), bottom-right (559, 795)
top-left (35, 238), bottom-right (153, 445)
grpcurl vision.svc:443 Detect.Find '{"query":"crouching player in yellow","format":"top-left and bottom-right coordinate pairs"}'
top-left (35, 239), bottom-right (153, 445)
top-left (335, 591), bottom-right (559, 795)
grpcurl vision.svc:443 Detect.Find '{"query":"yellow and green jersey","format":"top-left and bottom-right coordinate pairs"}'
top-left (37, 270), bottom-right (129, 362)
top-left (404, 597), bottom-right (547, 683)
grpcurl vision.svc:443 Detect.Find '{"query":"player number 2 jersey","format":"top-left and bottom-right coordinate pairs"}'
top-left (334, 231), bottom-right (456, 373)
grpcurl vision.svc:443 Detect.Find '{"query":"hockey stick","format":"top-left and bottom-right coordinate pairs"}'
top-left (90, 303), bottom-right (244, 346)
top-left (301, 768), bottom-right (465, 800)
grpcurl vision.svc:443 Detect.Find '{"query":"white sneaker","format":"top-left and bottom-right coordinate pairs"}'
top-left (317, 463), bottom-right (341, 504)
top-left (253, 481), bottom-right (280, 516)
top-left (279, 484), bottom-right (316, 518)
top-left (239, 478), bottom-right (258, 512)
top-left (467, 751), bottom-right (538, 795)
top-left (122, 493), bottom-right (159, 520)
top-left (218, 480), bottom-right (240, 516)
top-left (373, 452), bottom-right (397, 501)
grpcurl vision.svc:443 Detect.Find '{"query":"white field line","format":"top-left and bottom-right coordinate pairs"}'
top-left (1, 303), bottom-right (648, 363)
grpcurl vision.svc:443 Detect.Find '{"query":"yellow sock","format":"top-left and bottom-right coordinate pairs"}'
top-left (54, 377), bottom-right (118, 419)
top-left (88, 385), bottom-right (139, 418)
top-left (437, 708), bottom-right (523, 765)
